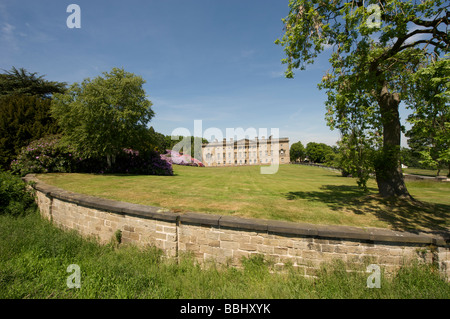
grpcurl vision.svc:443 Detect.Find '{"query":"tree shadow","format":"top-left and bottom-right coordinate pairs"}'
top-left (284, 185), bottom-right (450, 233)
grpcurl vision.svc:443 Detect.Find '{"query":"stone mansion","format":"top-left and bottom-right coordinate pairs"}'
top-left (202, 136), bottom-right (290, 167)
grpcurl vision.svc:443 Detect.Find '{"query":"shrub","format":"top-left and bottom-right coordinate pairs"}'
top-left (105, 149), bottom-right (173, 176)
top-left (11, 135), bottom-right (173, 176)
top-left (11, 135), bottom-right (80, 176)
top-left (0, 170), bottom-right (36, 216)
top-left (161, 150), bottom-right (204, 167)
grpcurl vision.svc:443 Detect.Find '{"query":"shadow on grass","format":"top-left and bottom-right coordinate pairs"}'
top-left (285, 185), bottom-right (450, 233)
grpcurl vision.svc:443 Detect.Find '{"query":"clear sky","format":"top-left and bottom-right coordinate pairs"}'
top-left (0, 0), bottom-right (413, 146)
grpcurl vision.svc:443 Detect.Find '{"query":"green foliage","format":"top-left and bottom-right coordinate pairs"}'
top-left (0, 170), bottom-right (36, 216)
top-left (11, 135), bottom-right (173, 177)
top-left (11, 135), bottom-right (80, 176)
top-left (333, 133), bottom-right (376, 191)
top-left (146, 126), bottom-right (168, 153)
top-left (114, 229), bottom-right (122, 245)
top-left (164, 135), bottom-right (209, 159)
top-left (51, 67), bottom-right (154, 164)
top-left (0, 67), bottom-right (65, 170)
top-left (275, 0), bottom-right (449, 196)
top-left (400, 147), bottom-right (423, 169)
top-left (290, 141), bottom-right (306, 162)
top-left (305, 142), bottom-right (334, 163)
top-left (405, 57), bottom-right (450, 176)
top-left (143, 128), bottom-right (209, 159)
top-left (104, 149), bottom-right (173, 176)
top-left (0, 67), bottom-right (66, 98)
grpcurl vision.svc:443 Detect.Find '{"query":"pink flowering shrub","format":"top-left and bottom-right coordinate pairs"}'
top-left (11, 135), bottom-right (80, 176)
top-left (161, 150), bottom-right (204, 167)
top-left (11, 135), bottom-right (173, 176)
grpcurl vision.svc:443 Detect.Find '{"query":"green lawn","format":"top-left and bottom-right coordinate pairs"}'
top-left (403, 167), bottom-right (449, 177)
top-left (36, 164), bottom-right (450, 232)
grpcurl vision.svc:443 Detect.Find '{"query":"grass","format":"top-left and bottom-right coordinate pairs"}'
top-left (403, 167), bottom-right (449, 177)
top-left (36, 164), bottom-right (450, 232)
top-left (1, 211), bottom-right (449, 299)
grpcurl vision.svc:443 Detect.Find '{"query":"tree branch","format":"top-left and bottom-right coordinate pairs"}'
top-left (412, 9), bottom-right (449, 29)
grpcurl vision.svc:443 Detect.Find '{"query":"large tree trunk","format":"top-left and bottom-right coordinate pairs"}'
top-left (375, 84), bottom-right (412, 198)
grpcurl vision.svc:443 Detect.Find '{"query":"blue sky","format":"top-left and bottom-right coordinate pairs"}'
top-left (1, 0), bottom-right (413, 147)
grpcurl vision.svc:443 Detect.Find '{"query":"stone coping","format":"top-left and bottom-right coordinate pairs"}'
top-left (24, 174), bottom-right (450, 247)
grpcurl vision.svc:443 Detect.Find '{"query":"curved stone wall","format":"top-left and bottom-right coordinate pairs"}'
top-left (24, 175), bottom-right (450, 280)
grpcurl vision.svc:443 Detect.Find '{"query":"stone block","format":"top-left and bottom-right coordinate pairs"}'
top-left (220, 241), bottom-right (239, 250)
top-left (274, 247), bottom-right (289, 256)
top-left (321, 244), bottom-right (336, 253)
top-left (257, 244), bottom-right (274, 254)
top-left (238, 242), bottom-right (258, 252)
top-left (233, 250), bottom-right (250, 260)
top-left (250, 236), bottom-right (264, 245)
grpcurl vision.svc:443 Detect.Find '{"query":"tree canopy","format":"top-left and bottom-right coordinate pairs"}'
top-left (0, 67), bottom-right (64, 170)
top-left (51, 68), bottom-right (154, 166)
top-left (0, 67), bottom-right (66, 98)
top-left (405, 57), bottom-right (449, 176)
top-left (276, 0), bottom-right (449, 197)
top-left (305, 142), bottom-right (334, 163)
top-left (290, 141), bottom-right (306, 162)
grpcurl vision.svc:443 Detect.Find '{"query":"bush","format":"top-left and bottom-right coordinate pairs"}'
top-left (0, 170), bottom-right (36, 216)
top-left (11, 135), bottom-right (173, 176)
top-left (11, 135), bottom-right (80, 176)
top-left (105, 149), bottom-right (173, 176)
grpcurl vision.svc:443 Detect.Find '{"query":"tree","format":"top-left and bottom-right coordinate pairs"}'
top-left (405, 57), bottom-right (449, 176)
top-left (335, 129), bottom-right (376, 191)
top-left (290, 141), bottom-right (306, 162)
top-left (400, 147), bottom-right (422, 169)
top-left (0, 67), bottom-right (65, 170)
top-left (51, 68), bottom-right (154, 166)
top-left (0, 67), bottom-right (66, 98)
top-left (0, 96), bottom-right (60, 169)
top-left (305, 142), bottom-right (334, 163)
top-left (164, 135), bottom-right (209, 159)
top-left (276, 0), bottom-right (449, 198)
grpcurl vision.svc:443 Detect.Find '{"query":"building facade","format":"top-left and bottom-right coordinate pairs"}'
top-left (202, 136), bottom-right (290, 167)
